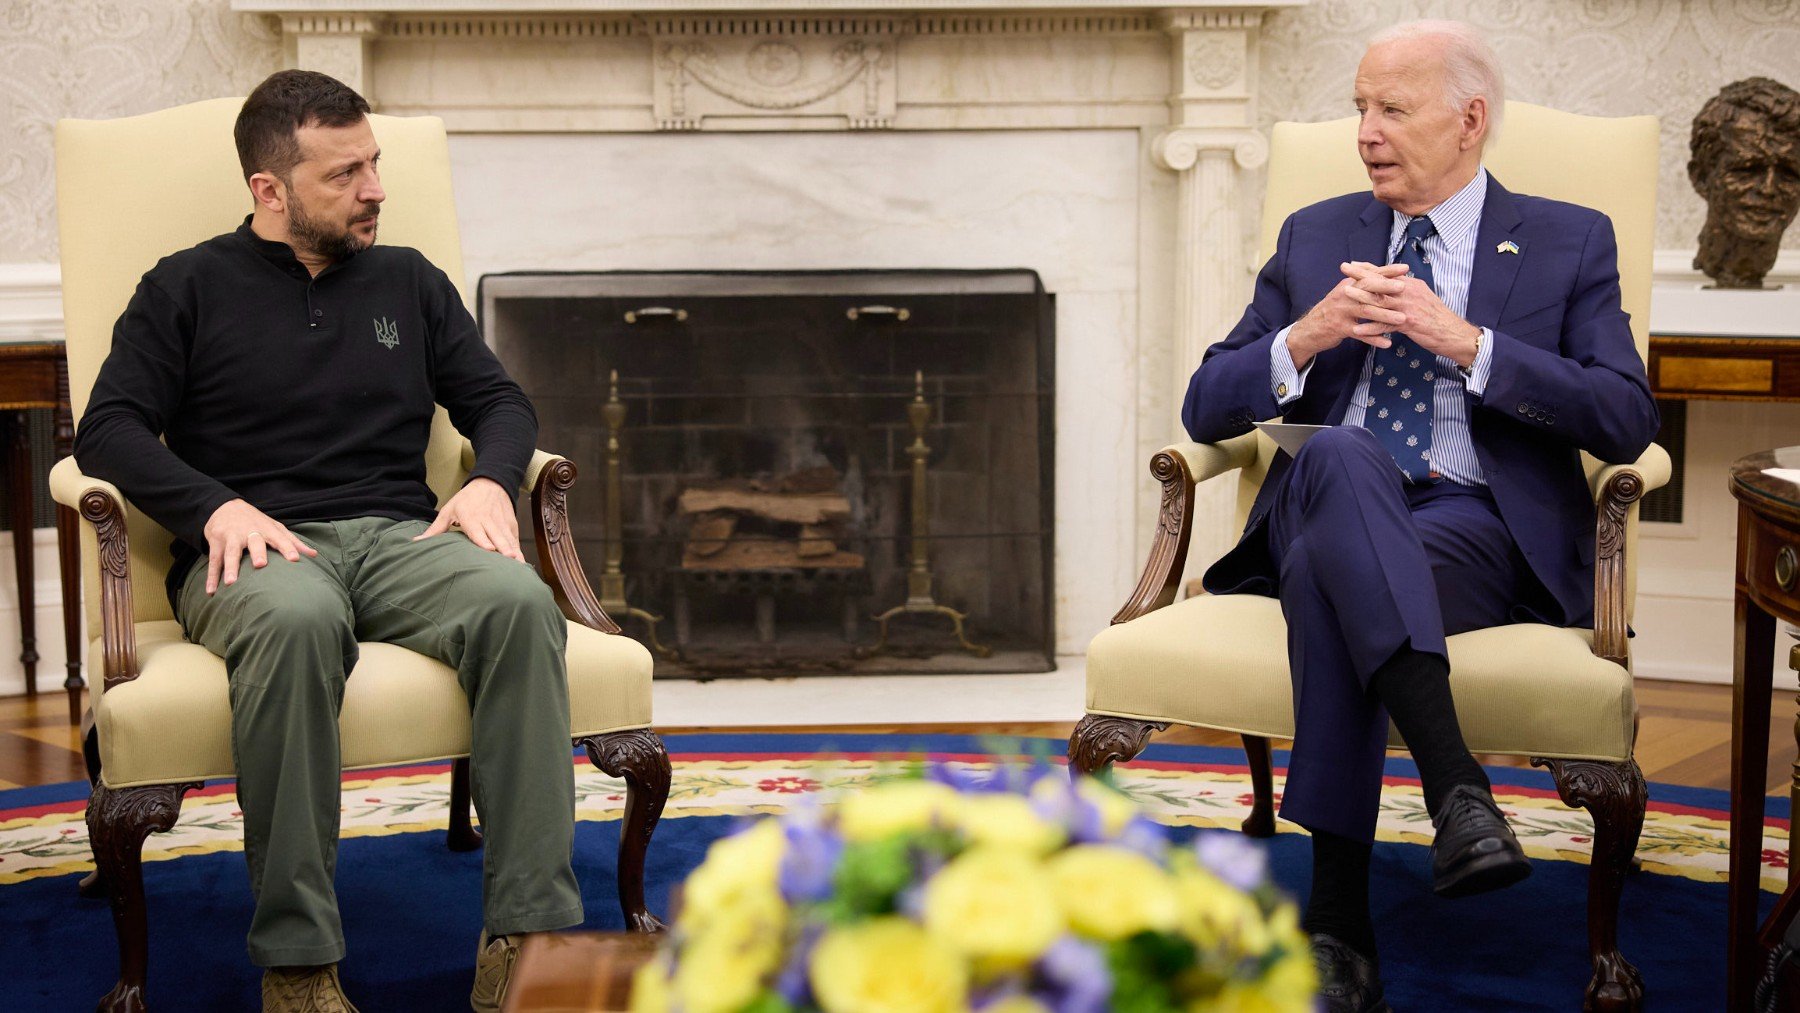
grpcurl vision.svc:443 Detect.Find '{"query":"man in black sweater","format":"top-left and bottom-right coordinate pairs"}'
top-left (75, 71), bottom-right (579, 1013)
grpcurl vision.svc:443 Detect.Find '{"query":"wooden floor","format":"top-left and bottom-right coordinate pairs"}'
top-left (3, 679), bottom-right (1795, 796)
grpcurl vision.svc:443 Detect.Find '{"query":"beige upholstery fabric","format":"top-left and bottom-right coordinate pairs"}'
top-left (53, 98), bottom-right (655, 788)
top-left (94, 621), bottom-right (653, 788)
top-left (1087, 597), bottom-right (1634, 761)
top-left (1086, 104), bottom-right (1664, 762)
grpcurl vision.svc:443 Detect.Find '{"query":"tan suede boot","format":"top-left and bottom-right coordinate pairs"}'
top-left (261, 964), bottom-right (360, 1013)
top-left (471, 931), bottom-right (523, 1013)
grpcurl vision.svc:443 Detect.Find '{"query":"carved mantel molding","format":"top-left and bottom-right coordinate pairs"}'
top-left (240, 1), bottom-right (1303, 136)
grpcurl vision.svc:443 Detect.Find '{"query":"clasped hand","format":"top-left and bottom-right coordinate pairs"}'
top-left (1287, 261), bottom-right (1480, 370)
top-left (202, 477), bottom-right (524, 596)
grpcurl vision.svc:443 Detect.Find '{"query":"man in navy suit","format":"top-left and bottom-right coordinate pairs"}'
top-left (1182, 20), bottom-right (1658, 1011)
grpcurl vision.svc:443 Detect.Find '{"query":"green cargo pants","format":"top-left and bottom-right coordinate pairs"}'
top-left (176, 516), bottom-right (583, 968)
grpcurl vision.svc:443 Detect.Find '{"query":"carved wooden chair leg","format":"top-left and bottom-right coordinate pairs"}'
top-left (1533, 757), bottom-right (1647, 1013)
top-left (1067, 714), bottom-right (1165, 778)
top-left (580, 730), bottom-right (671, 932)
top-left (79, 728), bottom-right (108, 900)
top-left (87, 780), bottom-right (198, 1013)
top-left (446, 756), bottom-right (483, 852)
top-left (1240, 735), bottom-right (1277, 838)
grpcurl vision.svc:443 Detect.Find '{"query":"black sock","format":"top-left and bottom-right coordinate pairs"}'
top-left (1303, 829), bottom-right (1377, 962)
top-left (1369, 646), bottom-right (1489, 818)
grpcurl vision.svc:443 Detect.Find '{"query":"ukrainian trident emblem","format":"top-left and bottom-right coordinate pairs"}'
top-left (373, 317), bottom-right (398, 349)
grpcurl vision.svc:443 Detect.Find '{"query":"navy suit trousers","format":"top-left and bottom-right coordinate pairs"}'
top-left (1265, 426), bottom-right (1530, 842)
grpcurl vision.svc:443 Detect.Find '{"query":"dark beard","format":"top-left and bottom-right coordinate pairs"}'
top-left (288, 193), bottom-right (379, 263)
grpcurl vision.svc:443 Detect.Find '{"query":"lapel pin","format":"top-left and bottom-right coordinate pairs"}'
top-left (1496, 240), bottom-right (1520, 255)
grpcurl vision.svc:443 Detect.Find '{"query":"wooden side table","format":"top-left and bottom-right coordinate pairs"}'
top-left (1726, 447), bottom-right (1800, 1011)
top-left (1650, 335), bottom-right (1800, 402)
top-left (503, 932), bottom-right (661, 1012)
top-left (0, 343), bottom-right (83, 723)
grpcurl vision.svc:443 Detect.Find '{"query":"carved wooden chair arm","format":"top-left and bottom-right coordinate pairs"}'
top-left (1112, 433), bottom-right (1262, 625)
top-left (458, 439), bottom-right (624, 635)
top-left (49, 456), bottom-right (141, 689)
top-left (1587, 443), bottom-right (1671, 668)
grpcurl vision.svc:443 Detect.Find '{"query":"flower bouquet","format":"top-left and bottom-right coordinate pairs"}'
top-left (629, 765), bottom-right (1316, 1013)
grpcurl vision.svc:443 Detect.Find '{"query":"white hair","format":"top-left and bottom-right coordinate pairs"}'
top-left (1369, 19), bottom-right (1506, 142)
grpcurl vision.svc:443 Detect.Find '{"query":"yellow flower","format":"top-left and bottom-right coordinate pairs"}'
top-left (958, 794), bottom-right (1064, 855)
top-left (672, 890), bottom-right (785, 1013)
top-left (1046, 845), bottom-right (1180, 941)
top-left (837, 780), bottom-right (962, 842)
top-left (810, 916), bottom-right (970, 1013)
top-left (1171, 860), bottom-right (1266, 955)
top-left (628, 956), bottom-right (673, 1013)
top-left (923, 847), bottom-right (1064, 972)
top-left (681, 820), bottom-right (787, 934)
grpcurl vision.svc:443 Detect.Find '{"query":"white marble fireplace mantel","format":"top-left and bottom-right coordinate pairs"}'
top-left (241, 0), bottom-right (1307, 653)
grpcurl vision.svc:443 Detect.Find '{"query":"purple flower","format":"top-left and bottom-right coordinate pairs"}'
top-left (778, 807), bottom-right (844, 904)
top-left (1193, 830), bottom-right (1267, 892)
top-left (775, 922), bottom-right (824, 1006)
top-left (927, 763), bottom-right (989, 793)
top-left (1114, 815), bottom-right (1169, 858)
top-left (1034, 936), bottom-right (1110, 1013)
top-left (1030, 783), bottom-right (1105, 843)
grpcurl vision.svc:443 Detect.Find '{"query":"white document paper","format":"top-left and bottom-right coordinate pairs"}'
top-left (1253, 422), bottom-right (1333, 457)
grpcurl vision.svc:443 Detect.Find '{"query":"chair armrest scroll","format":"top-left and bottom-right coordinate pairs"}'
top-left (1589, 444), bottom-right (1669, 668)
top-left (1166, 433), bottom-right (1260, 486)
top-left (1110, 436), bottom-right (1257, 625)
top-left (49, 457), bottom-right (140, 687)
top-left (529, 456), bottom-right (623, 635)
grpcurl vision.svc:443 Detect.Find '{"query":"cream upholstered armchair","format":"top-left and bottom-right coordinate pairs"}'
top-left (52, 99), bottom-right (665, 1011)
top-left (1069, 103), bottom-right (1670, 1013)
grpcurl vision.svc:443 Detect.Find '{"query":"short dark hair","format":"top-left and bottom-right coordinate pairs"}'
top-left (234, 70), bottom-right (371, 183)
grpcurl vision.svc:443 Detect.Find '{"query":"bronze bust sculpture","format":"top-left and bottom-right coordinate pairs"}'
top-left (1688, 77), bottom-right (1800, 289)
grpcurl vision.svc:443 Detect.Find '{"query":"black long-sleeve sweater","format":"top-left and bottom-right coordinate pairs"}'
top-left (75, 218), bottom-right (537, 602)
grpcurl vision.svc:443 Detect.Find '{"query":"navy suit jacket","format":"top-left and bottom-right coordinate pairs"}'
top-left (1183, 175), bottom-right (1659, 628)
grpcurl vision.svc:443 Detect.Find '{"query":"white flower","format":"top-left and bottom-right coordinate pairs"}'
top-left (1391, 421), bottom-right (1404, 432)
top-left (1406, 435), bottom-right (1418, 446)
top-left (1399, 388), bottom-right (1412, 399)
top-left (1377, 407), bottom-right (1389, 419)
top-left (1415, 402), bottom-right (1428, 412)
top-left (1409, 359), bottom-right (1421, 369)
top-left (1423, 371), bottom-right (1436, 381)
top-left (1395, 345), bottom-right (1407, 356)
top-left (1387, 377), bottom-right (1398, 387)
top-left (1375, 365), bottom-right (1385, 376)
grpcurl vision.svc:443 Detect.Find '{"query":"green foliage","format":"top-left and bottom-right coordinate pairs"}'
top-left (1106, 931), bottom-right (1200, 1013)
top-left (740, 991), bottom-right (798, 1013)
top-left (821, 836), bottom-right (914, 920)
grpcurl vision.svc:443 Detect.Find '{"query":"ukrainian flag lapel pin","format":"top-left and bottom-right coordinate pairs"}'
top-left (1496, 240), bottom-right (1521, 255)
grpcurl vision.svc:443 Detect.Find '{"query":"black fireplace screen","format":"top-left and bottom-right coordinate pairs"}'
top-left (480, 270), bottom-right (1053, 678)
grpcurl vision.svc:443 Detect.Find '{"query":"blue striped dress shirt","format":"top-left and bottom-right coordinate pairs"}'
top-left (1271, 167), bottom-right (1497, 485)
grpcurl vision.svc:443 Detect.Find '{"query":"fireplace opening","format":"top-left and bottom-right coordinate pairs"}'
top-left (482, 270), bottom-right (1053, 678)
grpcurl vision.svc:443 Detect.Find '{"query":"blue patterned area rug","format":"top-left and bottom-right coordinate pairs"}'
top-left (0, 733), bottom-right (1786, 1011)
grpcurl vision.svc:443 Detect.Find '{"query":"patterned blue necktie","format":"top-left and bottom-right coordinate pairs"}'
top-left (1365, 215), bottom-right (1438, 482)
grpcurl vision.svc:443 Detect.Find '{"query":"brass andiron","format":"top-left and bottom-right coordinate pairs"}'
top-left (600, 371), bottom-right (674, 658)
top-left (861, 371), bottom-right (991, 659)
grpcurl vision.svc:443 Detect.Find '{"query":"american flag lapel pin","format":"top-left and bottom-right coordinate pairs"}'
top-left (1496, 240), bottom-right (1520, 255)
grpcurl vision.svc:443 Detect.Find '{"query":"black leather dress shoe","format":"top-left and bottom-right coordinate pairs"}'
top-left (1431, 783), bottom-right (1532, 898)
top-left (1311, 933), bottom-right (1392, 1013)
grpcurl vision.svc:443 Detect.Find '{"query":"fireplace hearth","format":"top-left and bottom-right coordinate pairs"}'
top-left (482, 270), bottom-right (1054, 677)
